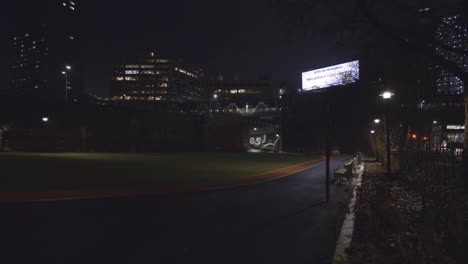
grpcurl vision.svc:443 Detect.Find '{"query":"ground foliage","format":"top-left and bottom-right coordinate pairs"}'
top-left (349, 159), bottom-right (468, 264)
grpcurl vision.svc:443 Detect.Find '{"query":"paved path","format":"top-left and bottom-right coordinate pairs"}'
top-left (0, 155), bottom-right (353, 264)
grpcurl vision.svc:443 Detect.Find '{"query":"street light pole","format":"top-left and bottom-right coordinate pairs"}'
top-left (64, 72), bottom-right (68, 101)
top-left (62, 65), bottom-right (72, 102)
top-left (380, 91), bottom-right (394, 177)
top-left (325, 95), bottom-right (331, 202)
top-left (385, 106), bottom-right (391, 176)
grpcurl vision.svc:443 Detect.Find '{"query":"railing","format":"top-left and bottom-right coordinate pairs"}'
top-left (398, 151), bottom-right (463, 187)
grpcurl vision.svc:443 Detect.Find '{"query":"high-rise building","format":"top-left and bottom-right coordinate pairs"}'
top-left (434, 15), bottom-right (468, 95)
top-left (10, 0), bottom-right (83, 101)
top-left (110, 52), bottom-right (203, 102)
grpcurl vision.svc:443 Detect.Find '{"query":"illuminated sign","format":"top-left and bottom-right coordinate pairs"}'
top-left (302, 60), bottom-right (360, 91)
top-left (447, 125), bottom-right (465, 130)
top-left (249, 134), bottom-right (280, 151)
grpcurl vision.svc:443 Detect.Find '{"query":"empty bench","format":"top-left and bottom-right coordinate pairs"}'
top-left (334, 160), bottom-right (354, 184)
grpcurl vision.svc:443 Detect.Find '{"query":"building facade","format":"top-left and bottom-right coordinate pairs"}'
top-left (10, 0), bottom-right (83, 101)
top-left (110, 52), bottom-right (203, 102)
top-left (200, 76), bottom-right (273, 103)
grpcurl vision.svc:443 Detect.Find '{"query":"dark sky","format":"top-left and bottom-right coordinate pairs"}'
top-left (0, 0), bottom-right (357, 97)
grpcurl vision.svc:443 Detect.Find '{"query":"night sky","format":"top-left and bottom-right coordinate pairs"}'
top-left (0, 0), bottom-right (357, 97)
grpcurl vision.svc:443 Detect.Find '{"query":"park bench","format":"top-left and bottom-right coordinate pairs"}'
top-left (334, 160), bottom-right (354, 184)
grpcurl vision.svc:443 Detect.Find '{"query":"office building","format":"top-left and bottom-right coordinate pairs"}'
top-left (110, 52), bottom-right (203, 102)
top-left (200, 76), bottom-right (273, 103)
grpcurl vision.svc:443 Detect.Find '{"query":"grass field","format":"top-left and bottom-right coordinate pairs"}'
top-left (0, 152), bottom-right (320, 193)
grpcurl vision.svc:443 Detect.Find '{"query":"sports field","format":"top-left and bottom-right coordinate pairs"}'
top-left (0, 152), bottom-right (320, 193)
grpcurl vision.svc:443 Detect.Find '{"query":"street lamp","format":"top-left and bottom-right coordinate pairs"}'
top-left (370, 130), bottom-right (375, 134)
top-left (374, 119), bottom-right (381, 124)
top-left (62, 65), bottom-right (72, 101)
top-left (380, 91), bottom-right (394, 100)
top-left (433, 120), bottom-right (438, 124)
top-left (42, 117), bottom-right (49, 122)
top-left (380, 91), bottom-right (394, 176)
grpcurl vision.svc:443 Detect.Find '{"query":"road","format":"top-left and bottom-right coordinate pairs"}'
top-left (0, 155), bottom-right (353, 264)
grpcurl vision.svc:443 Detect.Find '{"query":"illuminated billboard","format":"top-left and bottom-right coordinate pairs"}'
top-left (302, 60), bottom-right (360, 91)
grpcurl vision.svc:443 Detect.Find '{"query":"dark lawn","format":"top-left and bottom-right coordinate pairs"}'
top-left (0, 152), bottom-right (319, 192)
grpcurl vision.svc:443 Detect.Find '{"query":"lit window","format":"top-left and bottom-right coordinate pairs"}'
top-left (142, 70), bottom-right (155, 75)
top-left (125, 77), bottom-right (137, 81)
top-left (70, 6), bottom-right (75, 10)
top-left (140, 65), bottom-right (154, 69)
top-left (125, 65), bottom-right (139, 68)
top-left (238, 89), bottom-right (246, 94)
top-left (63, 2), bottom-right (67, 6)
top-left (70, 1), bottom-right (75, 5)
top-left (69, 36), bottom-right (74, 40)
top-left (125, 70), bottom-right (139, 75)
top-left (157, 59), bottom-right (169, 63)
top-left (115, 77), bottom-right (124, 81)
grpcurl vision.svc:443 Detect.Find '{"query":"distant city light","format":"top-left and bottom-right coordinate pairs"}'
top-left (380, 91), bottom-right (394, 99)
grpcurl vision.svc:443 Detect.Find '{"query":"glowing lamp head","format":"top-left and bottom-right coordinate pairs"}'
top-left (65, 65), bottom-right (72, 70)
top-left (42, 117), bottom-right (49, 122)
top-left (61, 71), bottom-right (66, 75)
top-left (433, 121), bottom-right (438, 124)
top-left (213, 94), bottom-right (218, 99)
top-left (381, 91), bottom-right (394, 99)
top-left (423, 136), bottom-right (429, 141)
top-left (370, 130), bottom-right (375, 134)
top-left (374, 119), bottom-right (381, 124)
top-left (412, 134), bottom-right (417, 140)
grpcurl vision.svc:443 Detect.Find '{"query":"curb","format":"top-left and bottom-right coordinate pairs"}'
top-left (0, 157), bottom-right (327, 203)
top-left (332, 163), bottom-right (364, 264)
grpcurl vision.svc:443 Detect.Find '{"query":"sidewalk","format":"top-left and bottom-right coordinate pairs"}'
top-left (0, 155), bottom-right (357, 264)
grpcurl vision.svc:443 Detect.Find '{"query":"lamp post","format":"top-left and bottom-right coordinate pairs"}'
top-left (380, 91), bottom-right (394, 176)
top-left (62, 65), bottom-right (72, 101)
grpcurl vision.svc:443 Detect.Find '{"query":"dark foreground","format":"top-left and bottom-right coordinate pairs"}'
top-left (1, 155), bottom-right (353, 264)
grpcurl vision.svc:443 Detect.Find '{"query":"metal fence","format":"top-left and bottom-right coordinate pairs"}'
top-left (398, 151), bottom-right (463, 187)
